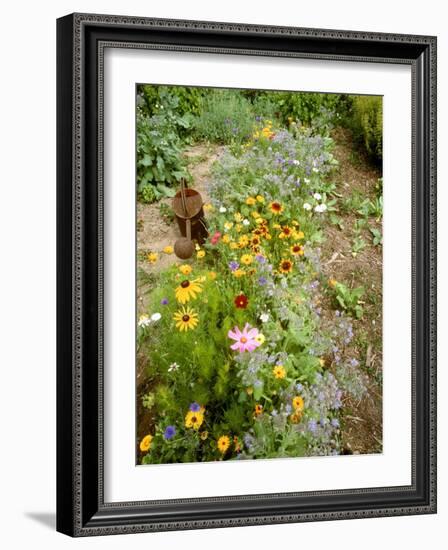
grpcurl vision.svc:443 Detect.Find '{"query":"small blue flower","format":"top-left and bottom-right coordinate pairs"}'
top-left (229, 261), bottom-right (239, 272)
top-left (308, 419), bottom-right (318, 433)
top-left (296, 383), bottom-right (303, 392)
top-left (189, 402), bottom-right (201, 412)
top-left (161, 298), bottom-right (169, 305)
top-left (258, 277), bottom-right (267, 286)
top-left (331, 418), bottom-right (340, 428)
top-left (163, 425), bottom-right (176, 440)
top-left (255, 254), bottom-right (266, 264)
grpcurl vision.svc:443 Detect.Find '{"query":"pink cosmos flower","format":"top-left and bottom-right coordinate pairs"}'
top-left (227, 323), bottom-right (261, 353)
top-left (210, 231), bottom-right (221, 245)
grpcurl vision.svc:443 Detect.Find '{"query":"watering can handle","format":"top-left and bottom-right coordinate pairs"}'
top-left (186, 218), bottom-right (191, 241)
top-left (180, 179), bottom-right (189, 217)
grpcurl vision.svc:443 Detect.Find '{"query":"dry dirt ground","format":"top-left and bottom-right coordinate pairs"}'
top-left (136, 143), bottom-right (225, 315)
top-left (321, 127), bottom-right (383, 454)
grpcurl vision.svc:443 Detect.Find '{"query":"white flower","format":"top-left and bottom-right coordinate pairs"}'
top-left (314, 204), bottom-right (328, 213)
top-left (304, 178), bottom-right (311, 184)
top-left (313, 192), bottom-right (322, 200)
top-left (312, 167), bottom-right (319, 173)
top-left (260, 313), bottom-right (270, 323)
top-left (219, 206), bottom-right (227, 213)
top-left (242, 219), bottom-right (250, 226)
top-left (303, 202), bottom-right (312, 211)
top-left (138, 314), bottom-right (151, 328)
top-left (151, 312), bottom-right (162, 322)
top-left (292, 159), bottom-right (300, 166)
top-left (168, 362), bottom-right (179, 372)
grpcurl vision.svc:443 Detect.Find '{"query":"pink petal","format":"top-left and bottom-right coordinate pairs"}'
top-left (247, 327), bottom-right (259, 339)
top-left (227, 329), bottom-right (238, 340)
top-left (230, 342), bottom-right (241, 351)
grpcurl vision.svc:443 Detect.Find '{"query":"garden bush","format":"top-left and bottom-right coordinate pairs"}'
top-left (348, 95), bottom-right (383, 164)
top-left (194, 90), bottom-right (256, 145)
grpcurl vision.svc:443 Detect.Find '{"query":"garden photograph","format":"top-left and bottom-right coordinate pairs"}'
top-left (135, 85), bottom-right (383, 465)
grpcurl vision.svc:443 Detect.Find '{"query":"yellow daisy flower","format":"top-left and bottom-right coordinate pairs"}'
top-left (200, 431), bottom-right (209, 440)
top-left (292, 396), bottom-right (305, 412)
top-left (279, 259), bottom-right (293, 274)
top-left (273, 365), bottom-right (286, 379)
top-left (255, 333), bottom-right (265, 345)
top-left (208, 271), bottom-right (217, 280)
top-left (148, 252), bottom-right (158, 263)
top-left (246, 197), bottom-right (257, 205)
top-left (203, 203), bottom-right (214, 212)
top-left (240, 254), bottom-right (253, 265)
top-left (234, 212), bottom-right (243, 223)
top-left (291, 244), bottom-right (304, 256)
top-left (173, 307), bottom-right (199, 332)
top-left (163, 245), bottom-right (174, 254)
top-left (256, 195), bottom-right (265, 203)
top-left (232, 269), bottom-right (246, 278)
top-left (217, 435), bottom-right (230, 453)
top-left (222, 234), bottom-right (230, 244)
top-left (175, 278), bottom-right (203, 303)
top-left (197, 250), bottom-right (205, 259)
top-left (139, 434), bottom-right (153, 452)
top-left (230, 242), bottom-right (239, 250)
top-left (290, 411), bottom-right (302, 424)
top-left (269, 201), bottom-right (284, 214)
top-left (185, 410), bottom-right (204, 430)
top-left (179, 264), bottom-right (193, 276)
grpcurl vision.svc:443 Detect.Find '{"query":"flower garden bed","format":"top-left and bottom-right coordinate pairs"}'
top-left (136, 118), bottom-right (380, 464)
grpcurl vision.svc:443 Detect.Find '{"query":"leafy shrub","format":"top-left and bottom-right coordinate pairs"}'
top-left (253, 91), bottom-right (347, 134)
top-left (194, 90), bottom-right (255, 145)
top-left (349, 96), bottom-right (383, 163)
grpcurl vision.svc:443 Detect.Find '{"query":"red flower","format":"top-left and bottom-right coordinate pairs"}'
top-left (210, 231), bottom-right (221, 245)
top-left (234, 294), bottom-right (249, 309)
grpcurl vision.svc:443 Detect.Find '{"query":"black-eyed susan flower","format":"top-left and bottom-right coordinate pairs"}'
top-left (175, 279), bottom-right (203, 304)
top-left (173, 307), bottom-right (199, 332)
top-left (273, 365), bottom-right (286, 379)
top-left (279, 259), bottom-right (293, 274)
top-left (139, 434), bottom-right (153, 452)
top-left (240, 254), bottom-right (253, 266)
top-left (269, 201), bottom-right (283, 214)
top-left (217, 435), bottom-right (230, 453)
top-left (291, 244), bottom-right (304, 256)
top-left (290, 412), bottom-right (302, 424)
top-left (279, 226), bottom-right (293, 239)
top-left (185, 410), bottom-right (204, 430)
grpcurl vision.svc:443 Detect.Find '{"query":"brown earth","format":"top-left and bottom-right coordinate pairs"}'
top-left (321, 127), bottom-right (383, 454)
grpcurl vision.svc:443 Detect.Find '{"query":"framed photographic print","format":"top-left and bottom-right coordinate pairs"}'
top-left (56, 13), bottom-right (437, 536)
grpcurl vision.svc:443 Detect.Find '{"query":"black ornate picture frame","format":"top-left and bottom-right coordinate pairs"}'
top-left (56, 13), bottom-right (437, 536)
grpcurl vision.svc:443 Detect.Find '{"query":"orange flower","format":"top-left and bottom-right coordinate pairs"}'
top-left (269, 201), bottom-right (283, 214)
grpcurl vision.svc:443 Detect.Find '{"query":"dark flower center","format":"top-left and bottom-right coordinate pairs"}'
top-left (182, 315), bottom-right (190, 322)
top-left (191, 416), bottom-right (197, 422)
top-left (181, 280), bottom-right (190, 288)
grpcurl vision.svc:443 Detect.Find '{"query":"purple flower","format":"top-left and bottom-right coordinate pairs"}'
top-left (308, 419), bottom-right (318, 434)
top-left (229, 261), bottom-right (239, 272)
top-left (331, 418), bottom-right (340, 428)
top-left (255, 254), bottom-right (266, 264)
top-left (189, 402), bottom-right (201, 412)
top-left (296, 383), bottom-right (303, 392)
top-left (163, 425), bottom-right (176, 440)
top-left (258, 277), bottom-right (267, 286)
top-left (161, 298), bottom-right (169, 305)
top-left (350, 358), bottom-right (359, 367)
